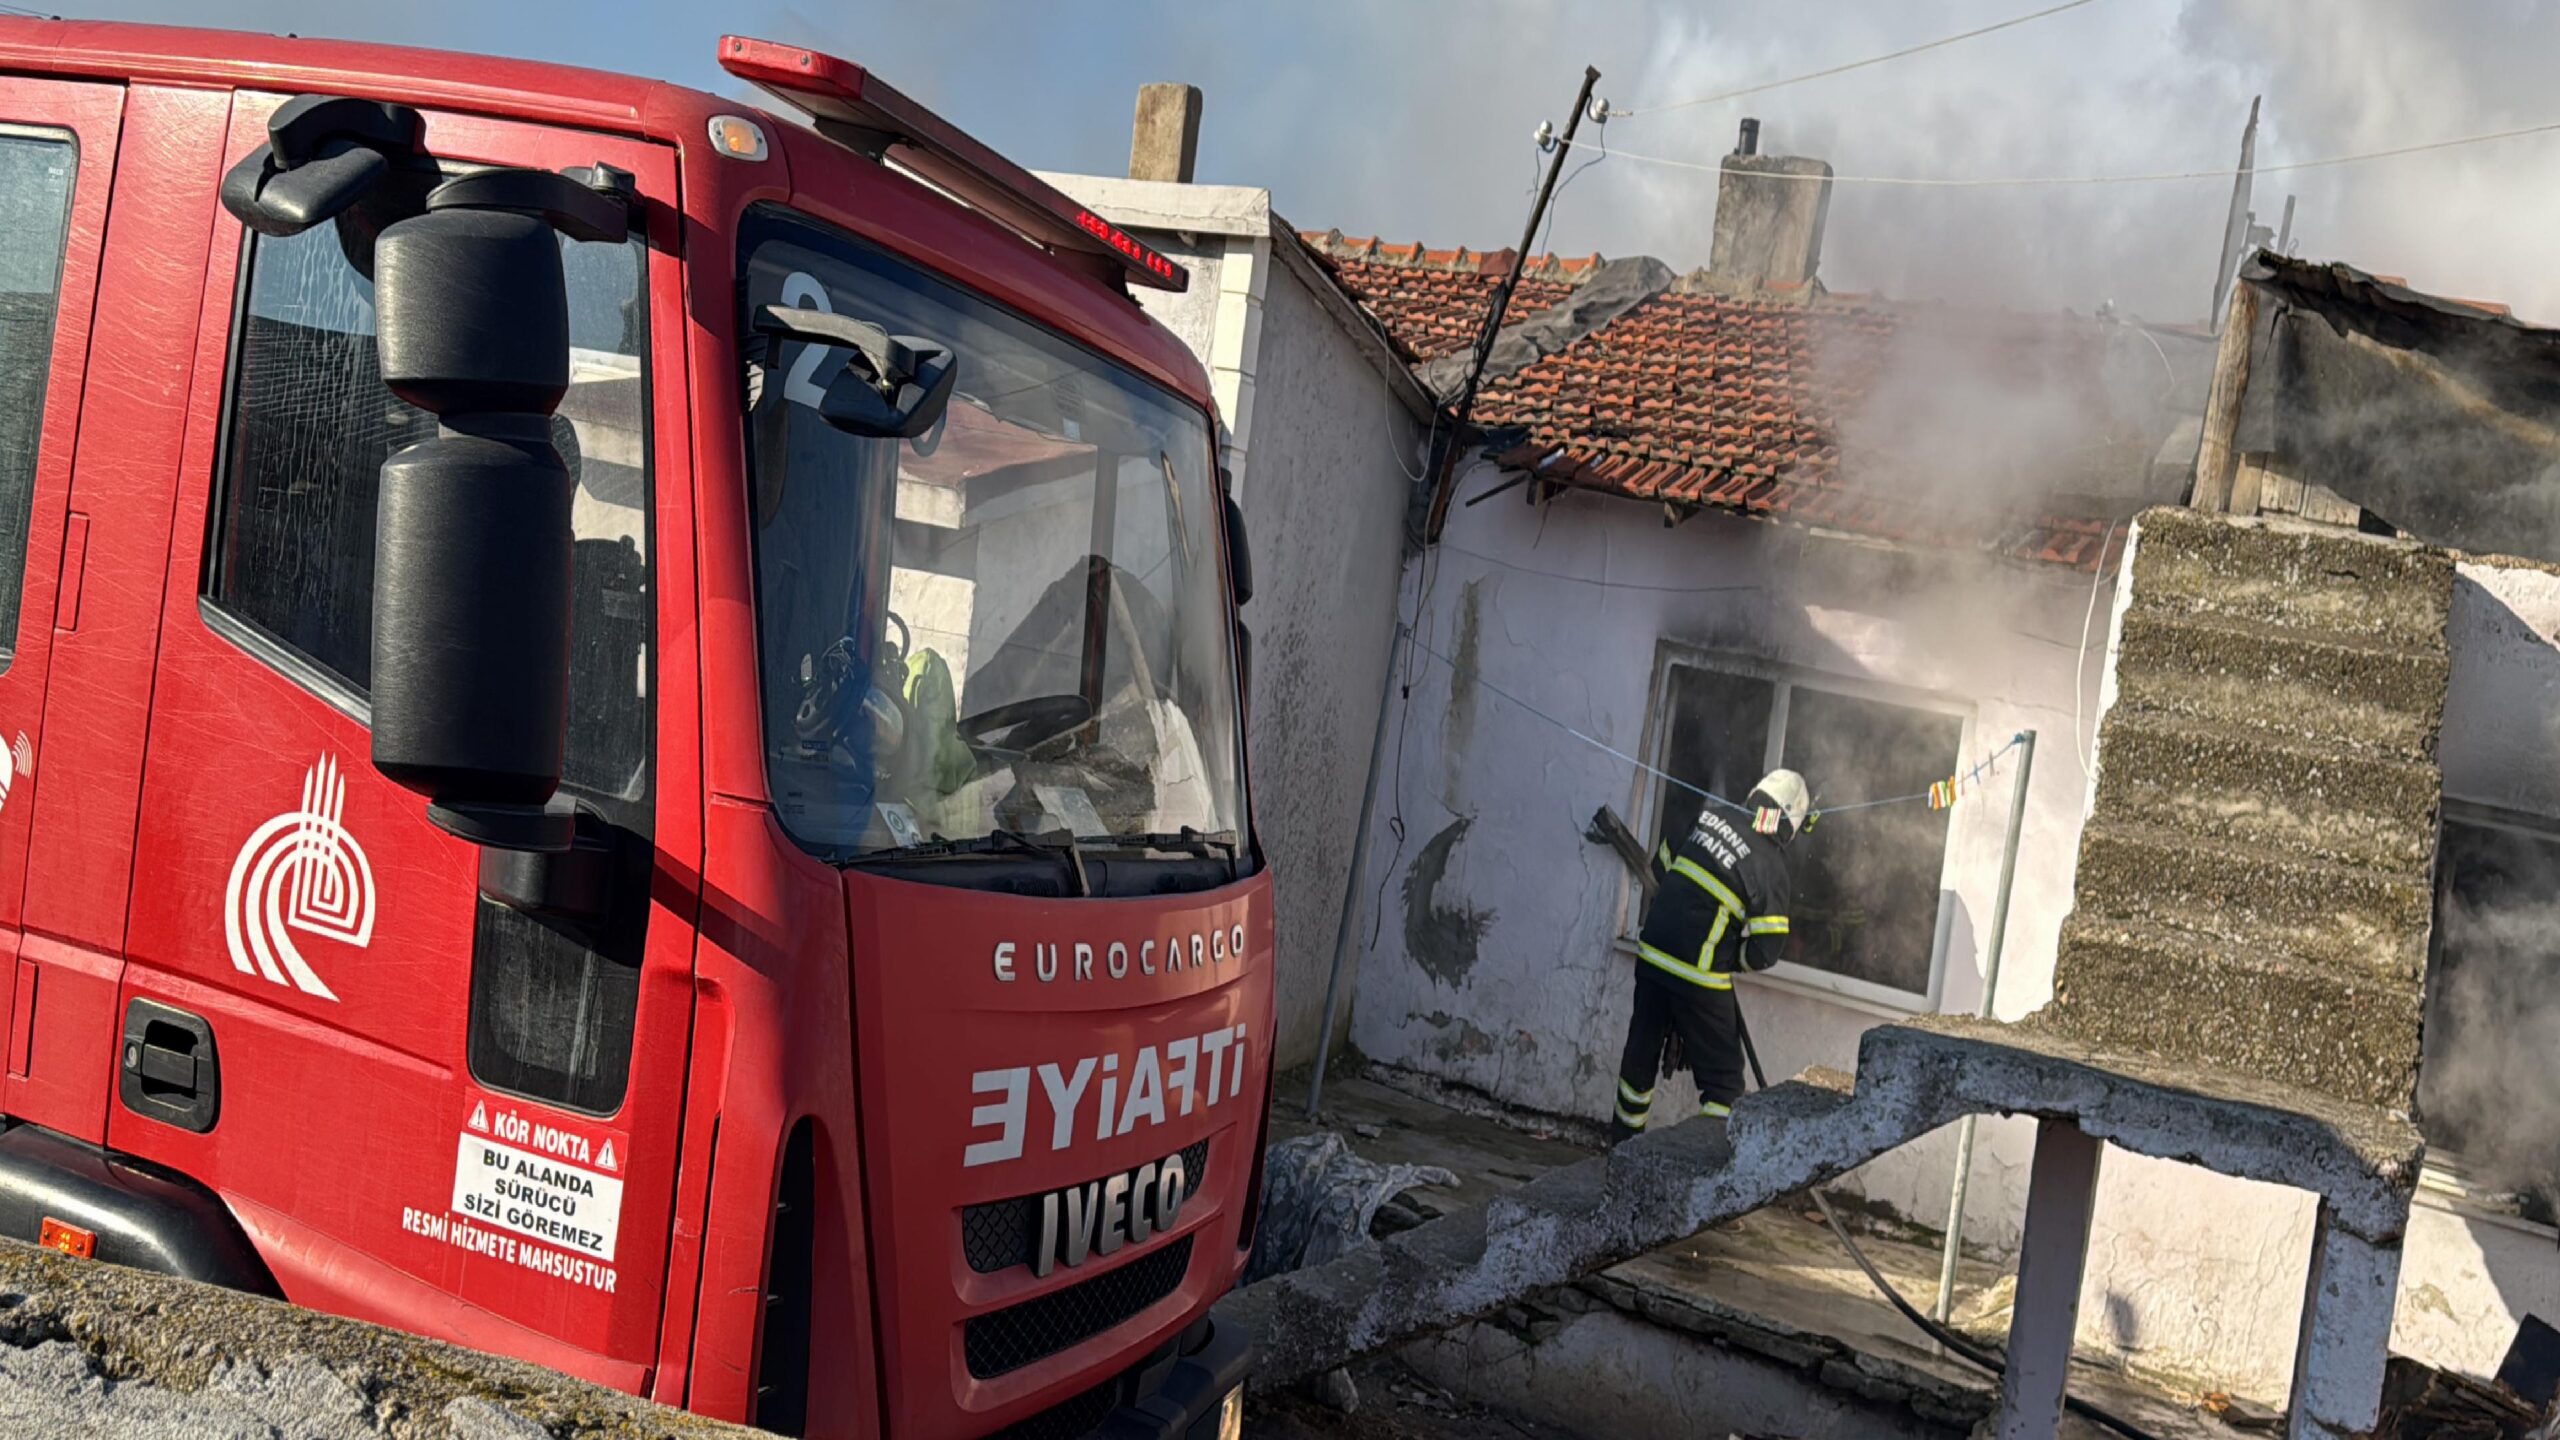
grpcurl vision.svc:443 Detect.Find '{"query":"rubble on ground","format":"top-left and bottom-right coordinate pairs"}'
top-left (0, 1238), bottom-right (758, 1438)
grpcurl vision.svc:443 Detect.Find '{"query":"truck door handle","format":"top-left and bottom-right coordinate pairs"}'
top-left (134, 1044), bottom-right (195, 1090)
top-left (118, 1000), bottom-right (220, 1134)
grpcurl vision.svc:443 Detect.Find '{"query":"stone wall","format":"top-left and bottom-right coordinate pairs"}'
top-left (2043, 506), bottom-right (2453, 1111)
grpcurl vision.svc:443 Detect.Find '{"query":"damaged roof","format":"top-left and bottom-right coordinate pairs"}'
top-left (2235, 251), bottom-right (2560, 564)
top-left (1302, 230), bottom-right (2215, 570)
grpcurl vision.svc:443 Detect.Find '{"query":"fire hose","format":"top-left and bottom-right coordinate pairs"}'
top-left (1731, 1004), bottom-right (2159, 1440)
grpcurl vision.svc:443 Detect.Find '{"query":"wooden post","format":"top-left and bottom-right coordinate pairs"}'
top-left (2193, 279), bottom-right (2258, 513)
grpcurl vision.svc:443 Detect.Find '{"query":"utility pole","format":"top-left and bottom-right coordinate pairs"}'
top-left (2210, 96), bottom-right (2260, 330)
top-left (1420, 65), bottom-right (1601, 543)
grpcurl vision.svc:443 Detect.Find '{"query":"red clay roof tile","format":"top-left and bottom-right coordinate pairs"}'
top-left (1310, 231), bottom-right (2134, 570)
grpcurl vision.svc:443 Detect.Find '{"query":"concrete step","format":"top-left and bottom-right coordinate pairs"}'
top-left (2092, 711), bottom-right (2441, 873)
top-left (2108, 607), bottom-right (2447, 764)
top-left (2123, 508), bottom-right (2453, 653)
top-left (2045, 914), bottom-right (2425, 1112)
top-left (1724, 1076), bottom-right (1856, 1160)
top-left (2070, 816), bottom-right (2433, 978)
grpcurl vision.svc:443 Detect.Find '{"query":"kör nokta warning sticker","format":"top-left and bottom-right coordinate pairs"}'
top-left (402, 1097), bottom-right (629, 1295)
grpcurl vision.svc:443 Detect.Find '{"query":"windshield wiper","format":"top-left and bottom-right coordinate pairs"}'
top-left (1086, 828), bottom-right (1239, 859)
top-left (858, 827), bottom-right (1091, 895)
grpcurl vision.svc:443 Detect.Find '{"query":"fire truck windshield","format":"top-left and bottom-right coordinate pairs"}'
top-left (739, 206), bottom-right (1246, 866)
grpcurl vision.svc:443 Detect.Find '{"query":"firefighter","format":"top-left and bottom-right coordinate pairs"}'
top-left (1609, 769), bottom-right (1808, 1139)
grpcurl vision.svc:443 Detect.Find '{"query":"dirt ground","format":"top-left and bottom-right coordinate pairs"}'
top-left (1246, 1356), bottom-right (1592, 1440)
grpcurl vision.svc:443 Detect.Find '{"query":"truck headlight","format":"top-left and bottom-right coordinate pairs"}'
top-left (1216, 1384), bottom-right (1244, 1440)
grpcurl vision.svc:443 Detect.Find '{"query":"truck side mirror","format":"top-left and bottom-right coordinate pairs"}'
top-left (367, 169), bottom-right (620, 855)
top-left (1223, 491), bottom-right (1253, 606)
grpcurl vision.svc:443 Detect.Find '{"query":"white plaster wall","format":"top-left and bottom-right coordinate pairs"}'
top-left (1068, 185), bottom-right (1422, 1070)
top-left (2444, 557), bottom-right (2560, 814)
top-left (2072, 1160), bottom-right (2560, 1404)
top-left (1121, 233), bottom-right (1225, 363)
top-left (1348, 460), bottom-right (2118, 1251)
top-left (1234, 262), bottom-right (1420, 1069)
top-left (2393, 1197), bottom-right (2560, 1378)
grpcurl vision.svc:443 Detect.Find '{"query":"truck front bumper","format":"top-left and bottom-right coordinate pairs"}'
top-left (1095, 1316), bottom-right (1252, 1440)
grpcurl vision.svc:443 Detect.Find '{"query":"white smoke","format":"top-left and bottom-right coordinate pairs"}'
top-left (2420, 877), bottom-right (2560, 1208)
top-left (68, 0), bottom-right (2560, 323)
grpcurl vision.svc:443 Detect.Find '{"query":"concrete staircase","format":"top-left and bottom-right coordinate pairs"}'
top-left (2041, 507), bottom-right (2453, 1112)
top-left (1224, 509), bottom-right (2451, 1440)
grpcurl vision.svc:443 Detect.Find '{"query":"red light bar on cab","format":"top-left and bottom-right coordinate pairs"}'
top-left (718, 36), bottom-right (1189, 294)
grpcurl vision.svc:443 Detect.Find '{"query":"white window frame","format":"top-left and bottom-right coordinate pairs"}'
top-left (1624, 641), bottom-right (1973, 1014)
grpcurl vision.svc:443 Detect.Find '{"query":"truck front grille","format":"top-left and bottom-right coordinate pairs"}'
top-left (984, 1380), bottom-right (1120, 1440)
top-left (963, 1235), bottom-right (1195, 1379)
top-left (961, 1139), bottom-right (1210, 1274)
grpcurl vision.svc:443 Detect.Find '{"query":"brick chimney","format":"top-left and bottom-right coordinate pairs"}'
top-left (1128, 83), bottom-right (1203, 183)
top-left (1707, 117), bottom-right (1833, 293)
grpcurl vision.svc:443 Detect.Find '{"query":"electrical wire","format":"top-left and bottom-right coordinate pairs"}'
top-left (1384, 371), bottom-right (1429, 483)
top-left (2070, 522), bottom-right (2123, 781)
top-left (1558, 115), bottom-right (2560, 187)
top-left (1436, 539), bottom-right (1763, 595)
top-left (1618, 0), bottom-right (2107, 118)
top-left (1729, 1009), bottom-right (2159, 1440)
top-left (1405, 628), bottom-right (2022, 818)
top-left (1533, 127), bottom-right (1610, 260)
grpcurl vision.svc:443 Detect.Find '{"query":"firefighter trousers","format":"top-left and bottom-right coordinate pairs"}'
top-left (1611, 968), bottom-right (1745, 1138)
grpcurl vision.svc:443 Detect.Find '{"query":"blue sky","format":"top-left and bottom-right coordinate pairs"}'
top-left (56, 0), bottom-right (2560, 323)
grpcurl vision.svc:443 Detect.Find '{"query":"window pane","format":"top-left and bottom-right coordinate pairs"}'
top-left (1651, 663), bottom-right (1775, 862)
top-left (2419, 815), bottom-right (2560, 1200)
top-left (212, 220), bottom-right (424, 692)
top-left (1778, 686), bottom-right (1961, 996)
top-left (0, 133), bottom-right (77, 667)
top-left (207, 199), bottom-right (656, 1116)
top-left (209, 215), bottom-right (653, 800)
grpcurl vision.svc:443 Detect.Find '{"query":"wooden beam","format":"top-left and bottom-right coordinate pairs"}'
top-left (2299, 480), bottom-right (2364, 528)
top-left (1462, 470), bottom-right (1532, 507)
top-left (2229, 450), bottom-right (2270, 516)
top-left (2251, 452), bottom-right (2303, 515)
top-left (2193, 279), bottom-right (2258, 512)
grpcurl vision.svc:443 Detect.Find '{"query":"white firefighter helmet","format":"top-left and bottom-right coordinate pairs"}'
top-left (1749, 768), bottom-right (1812, 842)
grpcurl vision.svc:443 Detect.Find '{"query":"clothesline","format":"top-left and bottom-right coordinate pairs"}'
top-left (1404, 631), bottom-right (2026, 823)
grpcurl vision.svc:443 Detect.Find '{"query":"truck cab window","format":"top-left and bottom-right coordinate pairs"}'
top-left (205, 196), bottom-right (656, 1114)
top-left (737, 206), bottom-right (1246, 879)
top-left (0, 131), bottom-right (75, 671)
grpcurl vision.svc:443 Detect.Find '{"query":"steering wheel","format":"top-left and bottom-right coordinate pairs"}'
top-left (958, 693), bottom-right (1094, 755)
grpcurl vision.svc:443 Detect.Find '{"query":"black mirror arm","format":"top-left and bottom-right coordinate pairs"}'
top-left (218, 94), bottom-right (423, 237)
top-left (753, 304), bottom-right (958, 440)
top-left (426, 167), bottom-right (628, 243)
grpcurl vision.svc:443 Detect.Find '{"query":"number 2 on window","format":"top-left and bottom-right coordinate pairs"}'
top-left (779, 270), bottom-right (836, 410)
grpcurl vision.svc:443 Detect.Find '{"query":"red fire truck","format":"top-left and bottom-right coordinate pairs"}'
top-left (0, 19), bottom-right (1269, 1439)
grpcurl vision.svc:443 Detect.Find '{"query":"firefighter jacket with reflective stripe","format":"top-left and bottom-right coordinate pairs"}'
top-left (1638, 806), bottom-right (1792, 990)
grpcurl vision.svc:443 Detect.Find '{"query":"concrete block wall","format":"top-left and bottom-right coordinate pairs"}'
top-left (2045, 507), bottom-right (2454, 1112)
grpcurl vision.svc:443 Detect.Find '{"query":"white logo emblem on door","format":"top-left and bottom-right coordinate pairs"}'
top-left (224, 754), bottom-right (375, 1002)
top-left (0, 731), bottom-right (30, 810)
